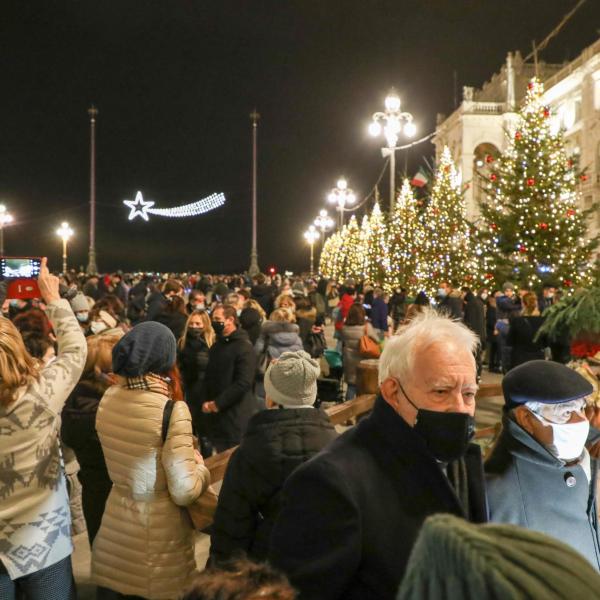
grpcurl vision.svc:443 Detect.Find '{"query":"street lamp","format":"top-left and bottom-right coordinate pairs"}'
top-left (0, 204), bottom-right (14, 256)
top-left (56, 222), bottom-right (74, 274)
top-left (314, 209), bottom-right (334, 239)
top-left (303, 225), bottom-right (320, 276)
top-left (369, 89), bottom-right (416, 213)
top-left (327, 177), bottom-right (356, 228)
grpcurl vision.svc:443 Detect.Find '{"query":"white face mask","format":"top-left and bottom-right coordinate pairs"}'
top-left (531, 411), bottom-right (590, 461)
top-left (480, 293), bottom-right (488, 301)
top-left (90, 321), bottom-right (108, 335)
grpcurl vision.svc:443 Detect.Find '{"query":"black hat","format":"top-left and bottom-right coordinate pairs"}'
top-left (112, 321), bottom-right (176, 377)
top-left (503, 360), bottom-right (592, 410)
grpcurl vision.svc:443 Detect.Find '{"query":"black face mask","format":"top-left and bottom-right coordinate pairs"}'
top-left (211, 321), bottom-right (225, 336)
top-left (397, 380), bottom-right (475, 463)
top-left (187, 328), bottom-right (204, 339)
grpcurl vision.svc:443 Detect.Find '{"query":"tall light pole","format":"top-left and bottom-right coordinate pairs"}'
top-left (248, 110), bottom-right (260, 277)
top-left (304, 225), bottom-right (320, 276)
top-left (0, 204), bottom-right (14, 256)
top-left (327, 177), bottom-right (356, 229)
top-left (314, 209), bottom-right (334, 253)
top-left (57, 222), bottom-right (74, 275)
top-left (369, 89), bottom-right (416, 214)
top-left (86, 106), bottom-right (98, 275)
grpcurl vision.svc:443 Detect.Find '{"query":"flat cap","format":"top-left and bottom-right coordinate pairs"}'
top-left (503, 360), bottom-right (592, 409)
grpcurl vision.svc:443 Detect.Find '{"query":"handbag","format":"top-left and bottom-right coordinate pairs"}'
top-left (162, 400), bottom-right (218, 530)
top-left (359, 324), bottom-right (381, 359)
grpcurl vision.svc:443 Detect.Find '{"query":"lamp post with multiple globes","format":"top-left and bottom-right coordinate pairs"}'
top-left (369, 89), bottom-right (416, 213)
top-left (327, 177), bottom-right (356, 229)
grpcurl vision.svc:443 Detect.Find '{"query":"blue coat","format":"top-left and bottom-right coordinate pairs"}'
top-left (485, 414), bottom-right (600, 570)
top-left (269, 396), bottom-right (487, 600)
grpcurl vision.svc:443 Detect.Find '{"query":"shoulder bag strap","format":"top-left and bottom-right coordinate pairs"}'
top-left (161, 399), bottom-right (175, 444)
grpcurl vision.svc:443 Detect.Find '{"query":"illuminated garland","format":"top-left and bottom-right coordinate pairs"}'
top-left (124, 191), bottom-right (226, 221)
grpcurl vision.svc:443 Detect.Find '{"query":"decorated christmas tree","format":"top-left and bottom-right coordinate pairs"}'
top-left (319, 229), bottom-right (343, 280)
top-left (343, 215), bottom-right (365, 281)
top-left (423, 146), bottom-right (480, 296)
top-left (387, 179), bottom-right (427, 294)
top-left (363, 202), bottom-right (389, 286)
top-left (479, 78), bottom-right (597, 290)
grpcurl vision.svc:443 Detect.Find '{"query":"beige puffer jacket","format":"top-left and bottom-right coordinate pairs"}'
top-left (92, 386), bottom-right (210, 599)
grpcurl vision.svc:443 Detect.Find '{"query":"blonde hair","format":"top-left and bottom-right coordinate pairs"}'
top-left (269, 308), bottom-right (294, 323)
top-left (0, 318), bottom-right (40, 405)
top-left (244, 299), bottom-right (266, 320)
top-left (522, 292), bottom-right (540, 317)
top-left (82, 333), bottom-right (122, 392)
top-left (275, 294), bottom-right (295, 311)
top-left (178, 310), bottom-right (215, 350)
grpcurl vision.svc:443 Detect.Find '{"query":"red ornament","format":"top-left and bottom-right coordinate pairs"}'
top-left (485, 154), bottom-right (494, 164)
top-left (527, 178), bottom-right (535, 186)
top-left (515, 131), bottom-right (522, 140)
top-left (566, 209), bottom-right (575, 217)
top-left (518, 245), bottom-right (527, 253)
top-left (543, 108), bottom-right (550, 118)
top-left (580, 174), bottom-right (589, 182)
top-left (490, 173), bottom-right (497, 182)
top-left (528, 82), bottom-right (534, 90)
top-left (490, 223), bottom-right (497, 230)
top-left (539, 222), bottom-right (548, 230)
top-left (564, 279), bottom-right (572, 287)
top-left (485, 273), bottom-right (494, 279)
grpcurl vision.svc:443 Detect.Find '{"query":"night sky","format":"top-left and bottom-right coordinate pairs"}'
top-left (1, 1), bottom-right (599, 274)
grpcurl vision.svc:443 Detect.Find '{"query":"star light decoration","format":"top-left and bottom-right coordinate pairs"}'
top-left (123, 191), bottom-right (226, 222)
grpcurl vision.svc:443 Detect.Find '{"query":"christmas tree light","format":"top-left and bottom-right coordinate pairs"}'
top-left (364, 202), bottom-right (390, 286)
top-left (478, 78), bottom-right (598, 291)
top-left (123, 191), bottom-right (226, 221)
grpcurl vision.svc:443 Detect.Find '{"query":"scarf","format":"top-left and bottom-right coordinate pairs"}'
top-left (125, 373), bottom-right (170, 397)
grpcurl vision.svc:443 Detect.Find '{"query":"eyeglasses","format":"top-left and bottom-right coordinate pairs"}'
top-left (527, 399), bottom-right (587, 425)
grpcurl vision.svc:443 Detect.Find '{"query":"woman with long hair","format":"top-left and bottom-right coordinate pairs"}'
top-left (61, 332), bottom-right (123, 544)
top-left (507, 292), bottom-right (546, 369)
top-left (93, 321), bottom-right (211, 599)
top-left (0, 258), bottom-right (87, 599)
top-left (178, 310), bottom-right (215, 454)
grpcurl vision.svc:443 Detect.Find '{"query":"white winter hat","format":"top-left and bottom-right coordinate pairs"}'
top-left (264, 350), bottom-right (320, 408)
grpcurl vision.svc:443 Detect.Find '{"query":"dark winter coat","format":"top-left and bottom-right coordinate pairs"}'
top-left (506, 315), bottom-right (546, 368)
top-left (178, 335), bottom-right (210, 427)
top-left (152, 309), bottom-right (187, 341)
top-left (204, 328), bottom-right (257, 447)
top-left (210, 407), bottom-right (337, 563)
top-left (485, 414), bottom-right (600, 570)
top-left (463, 293), bottom-right (486, 345)
top-left (485, 303), bottom-right (497, 339)
top-left (251, 284), bottom-right (274, 315)
top-left (496, 294), bottom-right (521, 319)
top-left (370, 297), bottom-right (388, 331)
top-left (269, 396), bottom-right (487, 600)
top-left (438, 290), bottom-right (463, 320)
top-left (145, 291), bottom-right (167, 321)
top-left (61, 380), bottom-right (112, 543)
top-left (255, 321), bottom-right (303, 360)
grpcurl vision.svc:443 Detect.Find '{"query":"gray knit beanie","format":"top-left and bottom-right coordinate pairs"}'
top-left (264, 350), bottom-right (320, 408)
top-left (69, 293), bottom-right (89, 313)
top-left (397, 514), bottom-right (600, 600)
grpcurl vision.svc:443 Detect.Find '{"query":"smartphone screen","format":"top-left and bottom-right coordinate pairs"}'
top-left (0, 257), bottom-right (41, 279)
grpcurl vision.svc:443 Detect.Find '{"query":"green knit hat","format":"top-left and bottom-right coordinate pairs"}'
top-left (397, 514), bottom-right (600, 599)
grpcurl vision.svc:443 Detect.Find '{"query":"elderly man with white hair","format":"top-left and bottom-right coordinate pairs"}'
top-left (268, 309), bottom-right (487, 600)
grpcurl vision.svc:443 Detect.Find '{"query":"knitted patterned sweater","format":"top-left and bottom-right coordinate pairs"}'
top-left (0, 299), bottom-right (87, 579)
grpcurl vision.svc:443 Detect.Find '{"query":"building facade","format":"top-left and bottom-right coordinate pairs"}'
top-left (433, 38), bottom-right (600, 240)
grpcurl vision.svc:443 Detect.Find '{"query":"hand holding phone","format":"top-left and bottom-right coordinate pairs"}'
top-left (37, 258), bottom-right (60, 304)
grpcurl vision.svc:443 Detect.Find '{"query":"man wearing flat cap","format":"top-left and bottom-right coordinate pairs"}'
top-left (485, 360), bottom-right (600, 569)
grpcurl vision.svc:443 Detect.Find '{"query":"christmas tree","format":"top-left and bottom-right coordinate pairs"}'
top-left (319, 229), bottom-right (343, 280)
top-left (479, 78), bottom-right (598, 291)
top-left (359, 214), bottom-right (371, 280)
top-left (423, 146), bottom-right (480, 296)
top-left (387, 179), bottom-right (427, 295)
top-left (343, 215), bottom-right (365, 281)
top-left (363, 202), bottom-right (389, 286)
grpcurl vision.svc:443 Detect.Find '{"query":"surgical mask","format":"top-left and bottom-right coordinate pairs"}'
top-left (194, 302), bottom-right (206, 310)
top-left (9, 299), bottom-right (20, 308)
top-left (90, 321), bottom-right (108, 335)
top-left (211, 321), bottom-right (225, 336)
top-left (546, 292), bottom-right (554, 299)
top-left (397, 380), bottom-right (474, 462)
top-left (236, 309), bottom-right (242, 317)
top-left (480, 293), bottom-right (488, 301)
top-left (530, 410), bottom-right (590, 461)
top-left (437, 288), bottom-right (447, 298)
top-left (76, 312), bottom-right (89, 323)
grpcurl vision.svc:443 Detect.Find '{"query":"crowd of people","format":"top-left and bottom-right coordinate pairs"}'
top-left (0, 264), bottom-right (599, 599)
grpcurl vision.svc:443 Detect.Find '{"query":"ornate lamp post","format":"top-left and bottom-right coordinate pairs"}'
top-left (56, 222), bottom-right (74, 274)
top-left (303, 225), bottom-right (320, 276)
top-left (314, 208), bottom-right (334, 256)
top-left (327, 177), bottom-right (356, 229)
top-left (248, 110), bottom-right (260, 276)
top-left (369, 89), bottom-right (416, 213)
top-left (0, 204), bottom-right (14, 256)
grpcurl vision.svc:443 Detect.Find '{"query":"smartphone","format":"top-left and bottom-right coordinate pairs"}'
top-left (1, 257), bottom-right (42, 299)
top-left (0, 257), bottom-right (41, 280)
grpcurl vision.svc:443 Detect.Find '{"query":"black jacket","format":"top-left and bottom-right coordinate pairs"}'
top-left (178, 335), bottom-right (210, 425)
top-left (152, 309), bottom-right (187, 341)
top-left (210, 407), bottom-right (337, 563)
top-left (204, 328), bottom-right (257, 445)
top-left (269, 396), bottom-right (487, 600)
top-left (463, 294), bottom-right (486, 345)
top-left (438, 291), bottom-right (463, 320)
top-left (239, 307), bottom-right (263, 346)
top-left (251, 284), bottom-right (274, 315)
top-left (506, 315), bottom-right (545, 368)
